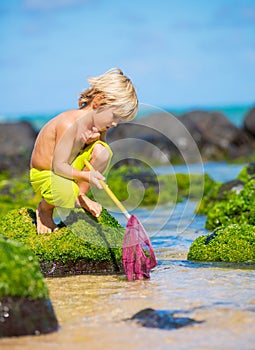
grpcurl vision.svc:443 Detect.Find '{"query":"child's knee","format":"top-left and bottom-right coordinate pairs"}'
top-left (91, 143), bottom-right (111, 168)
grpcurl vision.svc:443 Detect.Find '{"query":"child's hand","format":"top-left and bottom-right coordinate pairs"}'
top-left (87, 170), bottom-right (105, 189)
top-left (80, 127), bottom-right (100, 144)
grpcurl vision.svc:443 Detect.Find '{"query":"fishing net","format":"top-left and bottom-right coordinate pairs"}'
top-left (122, 214), bottom-right (157, 281)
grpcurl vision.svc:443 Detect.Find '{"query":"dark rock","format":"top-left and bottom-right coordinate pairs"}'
top-left (0, 121), bottom-right (37, 174)
top-left (243, 106), bottom-right (255, 136)
top-left (129, 308), bottom-right (202, 330)
top-left (205, 232), bottom-right (218, 245)
top-left (217, 179), bottom-right (245, 199)
top-left (107, 112), bottom-right (202, 165)
top-left (246, 162), bottom-right (255, 177)
top-left (40, 259), bottom-right (123, 277)
top-left (107, 118), bottom-right (179, 165)
top-left (107, 110), bottom-right (255, 165)
top-left (180, 110), bottom-right (253, 160)
top-left (0, 296), bottom-right (58, 337)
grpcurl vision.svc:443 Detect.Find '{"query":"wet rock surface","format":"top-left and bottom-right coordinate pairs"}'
top-left (129, 308), bottom-right (203, 330)
top-left (0, 296), bottom-right (58, 338)
top-left (40, 259), bottom-right (123, 277)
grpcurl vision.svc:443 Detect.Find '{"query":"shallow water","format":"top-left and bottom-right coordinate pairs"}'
top-left (155, 161), bottom-right (246, 182)
top-left (1, 256), bottom-right (255, 349)
top-left (1, 163), bottom-right (255, 349)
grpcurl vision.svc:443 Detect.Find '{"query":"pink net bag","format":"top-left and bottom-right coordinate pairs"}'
top-left (122, 214), bottom-right (157, 281)
top-left (83, 160), bottom-right (157, 281)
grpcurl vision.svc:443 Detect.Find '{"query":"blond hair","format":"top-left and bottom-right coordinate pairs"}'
top-left (79, 68), bottom-right (138, 121)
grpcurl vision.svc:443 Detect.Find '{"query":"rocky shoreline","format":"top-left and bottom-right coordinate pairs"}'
top-left (0, 107), bottom-right (255, 174)
top-left (1, 107), bottom-right (255, 175)
top-left (107, 106), bottom-right (255, 165)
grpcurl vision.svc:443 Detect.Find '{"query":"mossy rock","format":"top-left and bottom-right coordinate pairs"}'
top-left (205, 179), bottom-right (255, 230)
top-left (237, 162), bottom-right (255, 183)
top-left (188, 223), bottom-right (255, 263)
top-left (0, 236), bottom-right (48, 299)
top-left (0, 207), bottom-right (125, 276)
top-left (0, 173), bottom-right (37, 219)
top-left (197, 164), bottom-right (255, 219)
top-left (0, 237), bottom-right (58, 337)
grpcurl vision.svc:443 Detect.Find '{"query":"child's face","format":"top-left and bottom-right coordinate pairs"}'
top-left (93, 107), bottom-right (120, 133)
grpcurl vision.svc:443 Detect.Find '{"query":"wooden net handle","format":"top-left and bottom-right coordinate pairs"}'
top-left (84, 159), bottom-right (131, 220)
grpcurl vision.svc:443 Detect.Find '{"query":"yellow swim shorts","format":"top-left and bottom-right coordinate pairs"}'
top-left (30, 140), bottom-right (112, 208)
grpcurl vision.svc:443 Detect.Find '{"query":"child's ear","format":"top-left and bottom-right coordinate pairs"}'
top-left (92, 95), bottom-right (104, 109)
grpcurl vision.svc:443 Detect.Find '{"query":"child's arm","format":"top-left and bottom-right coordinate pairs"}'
top-left (52, 125), bottom-right (104, 189)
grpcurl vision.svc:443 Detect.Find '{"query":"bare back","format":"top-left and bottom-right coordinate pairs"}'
top-left (30, 109), bottom-right (89, 170)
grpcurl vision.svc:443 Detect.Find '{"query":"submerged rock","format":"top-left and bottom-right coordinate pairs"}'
top-left (0, 237), bottom-right (58, 337)
top-left (129, 308), bottom-right (202, 330)
top-left (0, 207), bottom-right (124, 277)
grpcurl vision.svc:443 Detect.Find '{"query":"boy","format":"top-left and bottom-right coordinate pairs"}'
top-left (30, 68), bottom-right (138, 234)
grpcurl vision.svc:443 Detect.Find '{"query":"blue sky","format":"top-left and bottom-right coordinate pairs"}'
top-left (0, 0), bottom-right (255, 114)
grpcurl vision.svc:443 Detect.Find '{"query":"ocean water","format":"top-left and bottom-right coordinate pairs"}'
top-left (0, 104), bottom-right (253, 131)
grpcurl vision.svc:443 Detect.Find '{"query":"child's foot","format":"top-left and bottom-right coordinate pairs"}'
top-left (78, 194), bottom-right (102, 218)
top-left (36, 200), bottom-right (57, 234)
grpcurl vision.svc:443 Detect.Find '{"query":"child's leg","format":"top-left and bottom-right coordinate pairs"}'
top-left (30, 168), bottom-right (78, 233)
top-left (76, 143), bottom-right (111, 217)
top-left (36, 198), bottom-right (57, 234)
top-left (77, 142), bottom-right (111, 194)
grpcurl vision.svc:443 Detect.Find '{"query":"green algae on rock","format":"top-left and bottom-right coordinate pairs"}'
top-left (0, 207), bottom-right (125, 276)
top-left (236, 162), bottom-right (255, 183)
top-left (205, 179), bottom-right (255, 230)
top-left (0, 173), bottom-right (37, 219)
top-left (188, 164), bottom-right (255, 264)
top-left (0, 236), bottom-right (58, 337)
top-left (0, 236), bottom-right (48, 299)
top-left (188, 223), bottom-right (255, 263)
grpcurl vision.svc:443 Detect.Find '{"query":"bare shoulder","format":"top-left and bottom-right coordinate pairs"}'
top-left (53, 109), bottom-right (83, 141)
top-left (54, 109), bottom-right (82, 128)
top-left (40, 109), bottom-right (87, 142)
